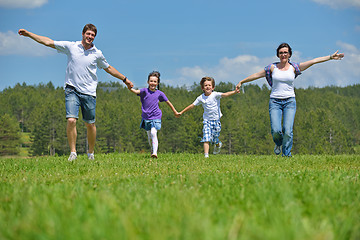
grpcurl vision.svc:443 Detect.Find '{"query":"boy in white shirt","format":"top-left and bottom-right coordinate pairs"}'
top-left (180, 77), bottom-right (237, 158)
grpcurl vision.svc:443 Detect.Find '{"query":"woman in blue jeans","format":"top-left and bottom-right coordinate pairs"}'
top-left (236, 43), bottom-right (344, 156)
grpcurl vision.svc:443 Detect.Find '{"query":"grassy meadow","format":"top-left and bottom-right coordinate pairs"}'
top-left (0, 153), bottom-right (359, 240)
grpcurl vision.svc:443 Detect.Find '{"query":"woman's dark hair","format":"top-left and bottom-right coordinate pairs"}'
top-left (276, 43), bottom-right (292, 58)
top-left (148, 71), bottom-right (161, 90)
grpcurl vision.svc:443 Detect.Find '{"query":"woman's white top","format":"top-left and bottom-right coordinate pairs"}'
top-left (270, 65), bottom-right (296, 99)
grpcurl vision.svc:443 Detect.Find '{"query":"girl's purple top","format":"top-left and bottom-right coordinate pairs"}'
top-left (139, 88), bottom-right (168, 120)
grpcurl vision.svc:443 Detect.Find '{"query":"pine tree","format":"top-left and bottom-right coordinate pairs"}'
top-left (0, 114), bottom-right (21, 156)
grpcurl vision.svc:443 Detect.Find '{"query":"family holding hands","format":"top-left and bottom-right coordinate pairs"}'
top-left (18, 24), bottom-right (344, 160)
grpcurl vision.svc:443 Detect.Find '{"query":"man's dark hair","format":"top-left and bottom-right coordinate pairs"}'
top-left (83, 24), bottom-right (97, 36)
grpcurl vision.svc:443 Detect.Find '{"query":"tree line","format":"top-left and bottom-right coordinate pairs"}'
top-left (0, 81), bottom-right (359, 156)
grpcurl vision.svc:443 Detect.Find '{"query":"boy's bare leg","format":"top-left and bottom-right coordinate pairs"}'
top-left (204, 142), bottom-right (210, 157)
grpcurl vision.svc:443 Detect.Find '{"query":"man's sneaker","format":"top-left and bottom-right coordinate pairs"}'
top-left (213, 142), bottom-right (223, 155)
top-left (151, 154), bottom-right (158, 159)
top-left (88, 153), bottom-right (95, 160)
top-left (274, 145), bottom-right (281, 155)
top-left (68, 152), bottom-right (77, 161)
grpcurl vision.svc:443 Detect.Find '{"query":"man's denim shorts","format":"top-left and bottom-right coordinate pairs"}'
top-left (140, 119), bottom-right (162, 131)
top-left (65, 85), bottom-right (96, 124)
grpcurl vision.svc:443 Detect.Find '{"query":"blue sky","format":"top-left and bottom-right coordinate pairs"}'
top-left (0, 0), bottom-right (359, 91)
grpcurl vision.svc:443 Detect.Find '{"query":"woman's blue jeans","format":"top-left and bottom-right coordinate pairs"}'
top-left (269, 97), bottom-right (296, 157)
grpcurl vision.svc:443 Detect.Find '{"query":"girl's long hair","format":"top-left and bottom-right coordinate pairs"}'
top-left (148, 71), bottom-right (161, 90)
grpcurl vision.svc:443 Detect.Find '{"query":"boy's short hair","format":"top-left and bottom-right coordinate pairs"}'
top-left (200, 77), bottom-right (215, 88)
top-left (83, 23), bottom-right (97, 36)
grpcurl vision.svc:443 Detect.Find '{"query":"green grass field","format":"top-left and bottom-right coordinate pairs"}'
top-left (0, 153), bottom-right (359, 240)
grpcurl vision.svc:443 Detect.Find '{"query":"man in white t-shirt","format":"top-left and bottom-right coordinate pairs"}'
top-left (18, 24), bottom-right (133, 161)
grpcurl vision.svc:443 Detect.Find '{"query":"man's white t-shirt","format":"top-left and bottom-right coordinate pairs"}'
top-left (193, 91), bottom-right (223, 120)
top-left (54, 41), bottom-right (110, 97)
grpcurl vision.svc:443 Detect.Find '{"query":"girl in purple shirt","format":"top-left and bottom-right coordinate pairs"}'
top-left (128, 71), bottom-right (180, 158)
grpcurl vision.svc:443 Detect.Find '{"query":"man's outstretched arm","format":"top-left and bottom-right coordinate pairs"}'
top-left (18, 29), bottom-right (55, 49)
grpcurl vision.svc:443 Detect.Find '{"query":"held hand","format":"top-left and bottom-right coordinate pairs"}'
top-left (235, 82), bottom-right (242, 93)
top-left (330, 50), bottom-right (344, 60)
top-left (174, 111), bottom-right (181, 118)
top-left (125, 79), bottom-right (134, 89)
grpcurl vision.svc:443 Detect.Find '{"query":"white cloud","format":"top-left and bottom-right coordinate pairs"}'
top-left (0, 31), bottom-right (54, 56)
top-left (164, 55), bottom-right (276, 88)
top-left (164, 42), bottom-right (360, 89)
top-left (295, 42), bottom-right (360, 88)
top-left (310, 0), bottom-right (360, 9)
top-left (0, 0), bottom-right (48, 8)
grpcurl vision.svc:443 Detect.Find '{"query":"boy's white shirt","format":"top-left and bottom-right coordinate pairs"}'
top-left (193, 91), bottom-right (223, 120)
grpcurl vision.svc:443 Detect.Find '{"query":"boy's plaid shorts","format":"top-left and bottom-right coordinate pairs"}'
top-left (201, 119), bottom-right (221, 144)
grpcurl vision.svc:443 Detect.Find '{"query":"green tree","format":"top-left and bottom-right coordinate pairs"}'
top-left (0, 114), bottom-right (21, 156)
top-left (1, 81), bottom-right (359, 156)
top-left (29, 88), bottom-right (67, 156)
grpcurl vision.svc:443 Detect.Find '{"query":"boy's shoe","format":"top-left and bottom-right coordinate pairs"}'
top-left (88, 153), bottom-right (95, 160)
top-left (274, 145), bottom-right (281, 155)
top-left (213, 142), bottom-right (223, 155)
top-left (204, 153), bottom-right (209, 158)
top-left (151, 154), bottom-right (158, 159)
top-left (68, 152), bottom-right (77, 162)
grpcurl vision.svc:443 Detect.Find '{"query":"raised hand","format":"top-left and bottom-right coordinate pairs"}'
top-left (330, 50), bottom-right (344, 60)
top-left (18, 29), bottom-right (30, 37)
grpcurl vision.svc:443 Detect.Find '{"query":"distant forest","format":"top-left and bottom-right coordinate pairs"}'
top-left (1, 82), bottom-right (359, 156)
